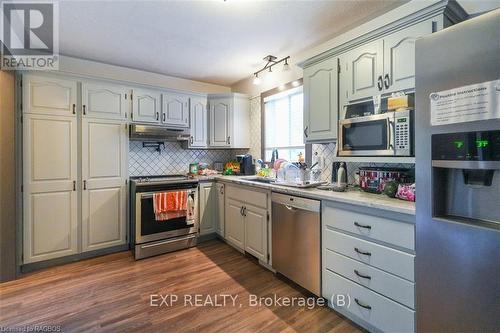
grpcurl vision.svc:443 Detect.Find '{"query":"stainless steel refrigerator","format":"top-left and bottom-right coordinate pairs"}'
top-left (415, 9), bottom-right (500, 332)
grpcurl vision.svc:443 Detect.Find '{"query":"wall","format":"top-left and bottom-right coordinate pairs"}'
top-left (129, 141), bottom-right (247, 176)
top-left (0, 70), bottom-right (16, 281)
top-left (56, 55), bottom-right (231, 94)
top-left (230, 0), bottom-right (444, 96)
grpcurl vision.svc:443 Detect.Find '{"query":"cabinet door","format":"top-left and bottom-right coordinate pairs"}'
top-left (131, 88), bottom-right (161, 124)
top-left (225, 198), bottom-right (245, 250)
top-left (303, 57), bottom-right (339, 142)
top-left (216, 183), bottom-right (225, 237)
top-left (383, 20), bottom-right (433, 93)
top-left (199, 183), bottom-right (216, 235)
top-left (162, 93), bottom-right (189, 127)
top-left (82, 81), bottom-right (129, 120)
top-left (23, 74), bottom-right (77, 117)
top-left (209, 99), bottom-right (231, 147)
top-left (81, 119), bottom-right (128, 252)
top-left (189, 97), bottom-right (208, 147)
top-left (344, 40), bottom-right (384, 101)
top-left (23, 114), bottom-right (78, 263)
top-left (244, 204), bottom-right (268, 262)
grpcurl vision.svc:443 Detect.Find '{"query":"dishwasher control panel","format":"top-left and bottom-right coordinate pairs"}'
top-left (271, 193), bottom-right (321, 212)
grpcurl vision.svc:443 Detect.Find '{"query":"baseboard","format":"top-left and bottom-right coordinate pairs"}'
top-left (20, 244), bottom-right (130, 274)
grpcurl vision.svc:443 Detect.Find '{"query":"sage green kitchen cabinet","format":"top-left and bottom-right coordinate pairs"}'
top-left (215, 183), bottom-right (225, 237)
top-left (131, 88), bottom-right (162, 124)
top-left (383, 18), bottom-right (434, 93)
top-left (225, 198), bottom-right (245, 250)
top-left (208, 93), bottom-right (250, 148)
top-left (199, 182), bottom-right (216, 235)
top-left (341, 40), bottom-right (384, 102)
top-left (189, 97), bottom-right (208, 148)
top-left (341, 18), bottom-right (435, 103)
top-left (303, 56), bottom-right (339, 143)
top-left (162, 93), bottom-right (190, 127)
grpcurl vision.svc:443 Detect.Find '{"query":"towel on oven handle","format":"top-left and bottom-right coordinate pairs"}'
top-left (153, 191), bottom-right (188, 221)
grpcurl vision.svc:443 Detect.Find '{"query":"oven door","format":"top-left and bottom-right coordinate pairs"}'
top-left (135, 189), bottom-right (198, 244)
top-left (338, 113), bottom-right (394, 156)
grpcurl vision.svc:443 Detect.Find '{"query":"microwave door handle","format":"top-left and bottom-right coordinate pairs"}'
top-left (387, 119), bottom-right (394, 151)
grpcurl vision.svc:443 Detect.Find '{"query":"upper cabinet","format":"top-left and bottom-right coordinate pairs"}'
top-left (341, 18), bottom-right (436, 104)
top-left (189, 97), bottom-right (208, 148)
top-left (208, 93), bottom-right (250, 149)
top-left (209, 98), bottom-right (231, 147)
top-left (383, 19), bottom-right (433, 93)
top-left (303, 57), bottom-right (339, 143)
top-left (23, 74), bottom-right (77, 117)
top-left (82, 81), bottom-right (129, 120)
top-left (162, 93), bottom-right (189, 127)
top-left (342, 40), bottom-right (384, 102)
top-left (131, 88), bottom-right (162, 124)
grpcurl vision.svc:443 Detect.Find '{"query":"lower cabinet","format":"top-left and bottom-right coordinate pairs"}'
top-left (81, 118), bottom-right (128, 252)
top-left (322, 201), bottom-right (416, 333)
top-left (199, 182), bottom-right (217, 235)
top-left (225, 198), bottom-right (246, 250)
top-left (243, 204), bottom-right (268, 261)
top-left (224, 184), bottom-right (269, 262)
top-left (215, 183), bottom-right (225, 237)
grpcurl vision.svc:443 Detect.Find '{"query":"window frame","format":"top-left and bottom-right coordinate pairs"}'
top-left (260, 79), bottom-right (311, 165)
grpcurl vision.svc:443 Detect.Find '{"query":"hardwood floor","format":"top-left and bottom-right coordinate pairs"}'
top-left (0, 240), bottom-right (363, 333)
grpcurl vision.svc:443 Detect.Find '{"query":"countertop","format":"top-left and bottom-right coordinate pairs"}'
top-left (197, 175), bottom-right (415, 216)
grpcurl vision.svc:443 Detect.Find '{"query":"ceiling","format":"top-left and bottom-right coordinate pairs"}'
top-left (59, 0), bottom-right (406, 86)
top-left (58, 0), bottom-right (498, 87)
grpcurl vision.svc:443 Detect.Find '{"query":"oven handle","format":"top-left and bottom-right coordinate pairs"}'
top-left (139, 190), bottom-right (195, 199)
top-left (140, 234), bottom-right (197, 249)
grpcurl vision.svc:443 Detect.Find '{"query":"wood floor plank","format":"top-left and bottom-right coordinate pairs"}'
top-left (0, 240), bottom-right (363, 333)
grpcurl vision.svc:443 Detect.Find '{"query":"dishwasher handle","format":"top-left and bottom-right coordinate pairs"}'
top-left (272, 193), bottom-right (320, 213)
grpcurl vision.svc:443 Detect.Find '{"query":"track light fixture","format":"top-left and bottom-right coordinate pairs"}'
top-left (252, 55), bottom-right (290, 85)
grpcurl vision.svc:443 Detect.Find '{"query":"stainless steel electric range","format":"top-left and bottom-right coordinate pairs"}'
top-left (130, 175), bottom-right (199, 259)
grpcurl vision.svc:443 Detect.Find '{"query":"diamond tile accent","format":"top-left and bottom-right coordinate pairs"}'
top-left (248, 96), bottom-right (262, 160)
top-left (129, 141), bottom-right (247, 176)
top-left (312, 142), bottom-right (415, 184)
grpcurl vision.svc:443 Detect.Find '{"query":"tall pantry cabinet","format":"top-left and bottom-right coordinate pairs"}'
top-left (22, 74), bottom-right (128, 264)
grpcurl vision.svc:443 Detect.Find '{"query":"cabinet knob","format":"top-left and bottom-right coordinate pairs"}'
top-left (303, 126), bottom-right (309, 138)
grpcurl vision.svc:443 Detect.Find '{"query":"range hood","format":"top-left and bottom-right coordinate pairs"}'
top-left (129, 124), bottom-right (190, 142)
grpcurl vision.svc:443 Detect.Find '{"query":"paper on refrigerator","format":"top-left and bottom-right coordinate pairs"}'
top-left (430, 79), bottom-right (500, 126)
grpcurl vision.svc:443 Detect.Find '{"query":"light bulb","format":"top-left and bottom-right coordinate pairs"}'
top-left (253, 74), bottom-right (261, 85)
top-left (283, 61), bottom-right (290, 72)
top-left (292, 80), bottom-right (300, 87)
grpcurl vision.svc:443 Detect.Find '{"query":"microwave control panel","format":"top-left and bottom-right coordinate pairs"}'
top-left (394, 115), bottom-right (411, 155)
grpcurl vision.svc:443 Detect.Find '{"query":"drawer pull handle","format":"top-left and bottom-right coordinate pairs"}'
top-left (354, 269), bottom-right (371, 280)
top-left (355, 298), bottom-right (372, 310)
top-left (354, 222), bottom-right (371, 229)
top-left (354, 247), bottom-right (371, 256)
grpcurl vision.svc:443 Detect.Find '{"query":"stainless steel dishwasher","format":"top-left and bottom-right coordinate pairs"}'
top-left (272, 193), bottom-right (321, 296)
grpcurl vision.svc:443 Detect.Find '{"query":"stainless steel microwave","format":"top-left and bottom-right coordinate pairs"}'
top-left (338, 109), bottom-right (413, 157)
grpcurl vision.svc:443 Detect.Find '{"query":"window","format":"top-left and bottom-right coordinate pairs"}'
top-left (263, 86), bottom-right (304, 162)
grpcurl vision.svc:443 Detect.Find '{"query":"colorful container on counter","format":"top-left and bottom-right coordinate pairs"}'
top-left (358, 167), bottom-right (412, 194)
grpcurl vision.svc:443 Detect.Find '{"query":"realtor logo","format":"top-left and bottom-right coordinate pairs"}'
top-left (1, 1), bottom-right (59, 70)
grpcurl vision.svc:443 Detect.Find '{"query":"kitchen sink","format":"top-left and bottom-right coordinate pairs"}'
top-left (243, 177), bottom-right (274, 184)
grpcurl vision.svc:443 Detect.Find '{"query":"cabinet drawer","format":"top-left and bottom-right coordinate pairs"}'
top-left (323, 269), bottom-right (415, 333)
top-left (323, 204), bottom-right (414, 250)
top-left (323, 249), bottom-right (414, 308)
top-left (226, 185), bottom-right (267, 208)
top-left (323, 227), bottom-right (414, 281)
